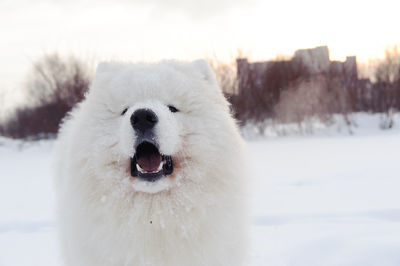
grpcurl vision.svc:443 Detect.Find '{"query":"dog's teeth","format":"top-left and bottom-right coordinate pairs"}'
top-left (137, 164), bottom-right (144, 173)
top-left (156, 161), bottom-right (163, 171)
top-left (136, 162), bottom-right (164, 174)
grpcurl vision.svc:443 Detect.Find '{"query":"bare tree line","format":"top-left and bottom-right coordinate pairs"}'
top-left (0, 46), bottom-right (399, 140)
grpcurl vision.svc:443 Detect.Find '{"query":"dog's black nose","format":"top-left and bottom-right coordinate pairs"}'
top-left (130, 109), bottom-right (158, 133)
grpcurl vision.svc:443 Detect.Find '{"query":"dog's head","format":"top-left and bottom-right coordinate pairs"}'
top-left (80, 60), bottom-right (232, 194)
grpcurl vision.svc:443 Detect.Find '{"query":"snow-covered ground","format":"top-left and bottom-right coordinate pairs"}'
top-left (1, 114), bottom-right (400, 266)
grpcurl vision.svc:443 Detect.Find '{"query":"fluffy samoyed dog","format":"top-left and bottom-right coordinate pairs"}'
top-left (54, 59), bottom-right (248, 266)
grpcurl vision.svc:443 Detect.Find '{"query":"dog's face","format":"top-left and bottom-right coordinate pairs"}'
top-left (81, 60), bottom-right (230, 194)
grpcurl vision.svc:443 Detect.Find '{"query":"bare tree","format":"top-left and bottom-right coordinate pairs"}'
top-left (374, 45), bottom-right (400, 129)
top-left (26, 53), bottom-right (94, 107)
top-left (207, 53), bottom-right (238, 95)
top-left (234, 55), bottom-right (309, 125)
top-left (274, 76), bottom-right (335, 132)
top-left (0, 53), bottom-right (94, 139)
top-left (375, 45), bottom-right (400, 84)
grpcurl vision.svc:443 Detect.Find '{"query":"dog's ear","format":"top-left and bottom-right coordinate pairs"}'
top-left (191, 59), bottom-right (217, 85)
top-left (90, 62), bottom-right (126, 93)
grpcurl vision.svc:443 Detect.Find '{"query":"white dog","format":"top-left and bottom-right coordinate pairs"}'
top-left (54, 59), bottom-right (248, 266)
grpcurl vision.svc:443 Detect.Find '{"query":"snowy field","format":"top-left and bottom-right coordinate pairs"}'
top-left (1, 114), bottom-right (400, 266)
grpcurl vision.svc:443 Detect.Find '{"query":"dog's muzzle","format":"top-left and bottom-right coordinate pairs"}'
top-left (131, 141), bottom-right (173, 182)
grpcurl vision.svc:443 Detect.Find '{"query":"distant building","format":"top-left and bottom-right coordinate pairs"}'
top-left (236, 46), bottom-right (358, 97)
top-left (293, 46), bottom-right (331, 74)
top-left (232, 45), bottom-right (399, 120)
top-left (232, 46), bottom-right (368, 119)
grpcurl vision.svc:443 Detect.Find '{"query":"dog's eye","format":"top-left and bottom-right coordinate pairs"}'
top-left (168, 105), bottom-right (179, 113)
top-left (121, 108), bottom-right (128, 116)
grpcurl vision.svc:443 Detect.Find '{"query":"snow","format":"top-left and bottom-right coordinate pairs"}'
top-left (1, 114), bottom-right (400, 266)
top-left (0, 140), bottom-right (60, 266)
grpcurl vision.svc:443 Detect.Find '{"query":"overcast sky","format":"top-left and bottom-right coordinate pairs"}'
top-left (1, 0), bottom-right (399, 108)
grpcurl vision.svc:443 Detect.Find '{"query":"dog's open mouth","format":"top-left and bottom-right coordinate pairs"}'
top-left (131, 141), bottom-right (173, 182)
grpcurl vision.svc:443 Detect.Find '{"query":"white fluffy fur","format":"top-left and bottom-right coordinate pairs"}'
top-left (54, 59), bottom-right (248, 266)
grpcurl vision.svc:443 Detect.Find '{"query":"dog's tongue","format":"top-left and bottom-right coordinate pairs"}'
top-left (137, 153), bottom-right (162, 172)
